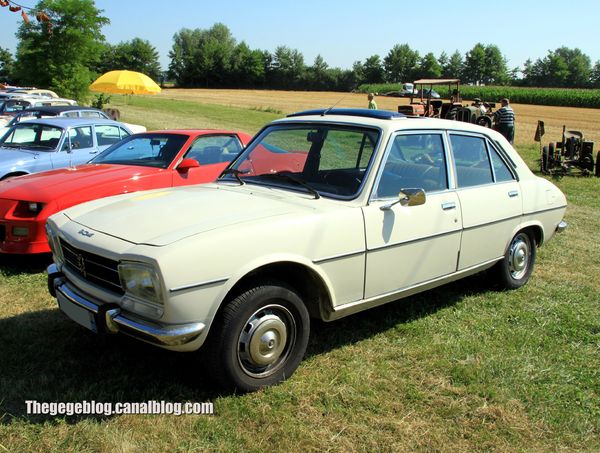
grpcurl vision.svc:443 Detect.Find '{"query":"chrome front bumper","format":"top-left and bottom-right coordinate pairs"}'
top-left (47, 264), bottom-right (205, 347)
top-left (556, 220), bottom-right (568, 233)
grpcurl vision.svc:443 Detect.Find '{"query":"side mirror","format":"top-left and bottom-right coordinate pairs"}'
top-left (177, 157), bottom-right (200, 172)
top-left (380, 188), bottom-right (426, 211)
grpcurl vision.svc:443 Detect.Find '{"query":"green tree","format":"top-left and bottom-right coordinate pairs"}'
top-left (462, 43), bottom-right (486, 84)
top-left (229, 42), bottom-right (266, 87)
top-left (14, 0), bottom-right (109, 101)
top-left (0, 47), bottom-right (14, 83)
top-left (443, 50), bottom-right (463, 78)
top-left (362, 55), bottom-right (384, 84)
top-left (483, 45), bottom-right (509, 85)
top-left (416, 52), bottom-right (442, 79)
top-left (168, 23), bottom-right (236, 87)
top-left (270, 46), bottom-right (305, 89)
top-left (591, 60), bottom-right (600, 88)
top-left (98, 38), bottom-right (162, 81)
top-left (383, 44), bottom-right (419, 83)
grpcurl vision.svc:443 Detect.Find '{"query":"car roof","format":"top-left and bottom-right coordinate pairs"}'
top-left (17, 106), bottom-right (103, 115)
top-left (14, 117), bottom-right (124, 128)
top-left (276, 109), bottom-right (507, 138)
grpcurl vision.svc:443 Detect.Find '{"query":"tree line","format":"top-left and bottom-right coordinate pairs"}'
top-left (1, 0), bottom-right (600, 102)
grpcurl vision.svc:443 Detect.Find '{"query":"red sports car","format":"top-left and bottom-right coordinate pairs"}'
top-left (0, 129), bottom-right (252, 254)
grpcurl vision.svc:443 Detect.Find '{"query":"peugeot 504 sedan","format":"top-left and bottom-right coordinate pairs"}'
top-left (46, 109), bottom-right (567, 391)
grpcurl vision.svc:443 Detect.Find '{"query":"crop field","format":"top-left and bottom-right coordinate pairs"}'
top-left (0, 90), bottom-right (598, 452)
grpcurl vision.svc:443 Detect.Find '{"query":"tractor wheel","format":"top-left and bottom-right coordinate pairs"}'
top-left (476, 116), bottom-right (492, 128)
top-left (596, 151), bottom-right (600, 177)
top-left (548, 142), bottom-right (555, 160)
top-left (445, 107), bottom-right (458, 121)
top-left (541, 146), bottom-right (549, 174)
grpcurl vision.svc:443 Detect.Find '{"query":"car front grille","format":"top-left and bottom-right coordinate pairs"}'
top-left (60, 239), bottom-right (124, 295)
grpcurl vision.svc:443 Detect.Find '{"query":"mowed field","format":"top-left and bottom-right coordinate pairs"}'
top-left (0, 89), bottom-right (598, 452)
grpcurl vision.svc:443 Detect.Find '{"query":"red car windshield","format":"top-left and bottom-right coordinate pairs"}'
top-left (92, 134), bottom-right (189, 168)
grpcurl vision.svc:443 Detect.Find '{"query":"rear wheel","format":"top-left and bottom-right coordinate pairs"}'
top-left (595, 151), bottom-right (600, 177)
top-left (204, 280), bottom-right (310, 392)
top-left (476, 116), bottom-right (492, 128)
top-left (548, 142), bottom-right (556, 160)
top-left (492, 231), bottom-right (536, 289)
top-left (445, 107), bottom-right (458, 121)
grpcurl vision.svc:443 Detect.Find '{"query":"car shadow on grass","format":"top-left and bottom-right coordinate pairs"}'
top-left (0, 273), bottom-right (491, 425)
top-left (0, 253), bottom-right (53, 276)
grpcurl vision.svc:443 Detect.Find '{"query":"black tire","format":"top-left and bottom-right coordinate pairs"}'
top-left (204, 280), bottom-right (310, 392)
top-left (476, 116), bottom-right (492, 128)
top-left (541, 146), bottom-right (549, 174)
top-left (492, 231), bottom-right (536, 290)
top-left (548, 142), bottom-right (556, 160)
top-left (445, 107), bottom-right (458, 121)
top-left (595, 151), bottom-right (600, 177)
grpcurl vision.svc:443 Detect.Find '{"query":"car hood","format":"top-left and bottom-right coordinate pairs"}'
top-left (0, 164), bottom-right (163, 205)
top-left (0, 147), bottom-right (39, 164)
top-left (63, 184), bottom-right (315, 246)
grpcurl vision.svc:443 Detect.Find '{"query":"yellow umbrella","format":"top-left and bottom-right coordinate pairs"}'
top-left (89, 70), bottom-right (161, 95)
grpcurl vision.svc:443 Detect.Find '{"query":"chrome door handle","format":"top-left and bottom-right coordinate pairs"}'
top-left (441, 202), bottom-right (456, 210)
top-left (508, 190), bottom-right (519, 197)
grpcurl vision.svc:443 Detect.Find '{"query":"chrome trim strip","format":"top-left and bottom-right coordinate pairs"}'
top-left (367, 228), bottom-right (462, 252)
top-left (463, 214), bottom-right (522, 231)
top-left (169, 277), bottom-right (229, 293)
top-left (523, 205), bottom-right (568, 216)
top-left (313, 250), bottom-right (365, 264)
top-left (326, 257), bottom-right (501, 320)
top-left (55, 282), bottom-right (205, 346)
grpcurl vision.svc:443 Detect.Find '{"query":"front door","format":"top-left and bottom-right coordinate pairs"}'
top-left (362, 131), bottom-right (462, 299)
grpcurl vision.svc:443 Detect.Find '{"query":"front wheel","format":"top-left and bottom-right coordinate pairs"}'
top-left (492, 231), bottom-right (536, 289)
top-left (204, 280), bottom-right (310, 392)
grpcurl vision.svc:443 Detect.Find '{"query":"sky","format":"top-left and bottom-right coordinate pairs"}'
top-left (1, 0), bottom-right (600, 73)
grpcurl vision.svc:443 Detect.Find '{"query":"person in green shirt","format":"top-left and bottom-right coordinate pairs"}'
top-left (368, 93), bottom-right (377, 109)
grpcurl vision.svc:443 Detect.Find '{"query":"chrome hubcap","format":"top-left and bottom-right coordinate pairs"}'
top-left (238, 304), bottom-right (296, 377)
top-left (508, 234), bottom-right (530, 280)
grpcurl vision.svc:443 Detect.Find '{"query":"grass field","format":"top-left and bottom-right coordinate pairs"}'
top-left (1, 90), bottom-right (598, 452)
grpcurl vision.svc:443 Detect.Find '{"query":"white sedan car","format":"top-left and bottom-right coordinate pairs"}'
top-left (46, 109), bottom-right (567, 391)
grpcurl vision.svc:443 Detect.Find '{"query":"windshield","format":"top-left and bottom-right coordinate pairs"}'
top-left (0, 123), bottom-right (63, 150)
top-left (91, 133), bottom-right (188, 168)
top-left (221, 124), bottom-right (380, 198)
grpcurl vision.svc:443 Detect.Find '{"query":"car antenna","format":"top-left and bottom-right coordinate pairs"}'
top-left (321, 94), bottom-right (348, 116)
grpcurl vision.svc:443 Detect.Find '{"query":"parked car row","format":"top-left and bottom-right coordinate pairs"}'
top-left (0, 107), bottom-right (568, 392)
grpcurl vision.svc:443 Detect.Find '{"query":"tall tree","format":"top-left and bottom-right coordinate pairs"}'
top-left (443, 50), bottom-right (463, 78)
top-left (270, 46), bottom-right (305, 89)
top-left (14, 0), bottom-right (109, 101)
top-left (462, 43), bottom-right (486, 85)
top-left (362, 55), bottom-right (384, 84)
top-left (591, 60), bottom-right (600, 88)
top-left (0, 47), bottom-right (14, 83)
top-left (483, 45), bottom-right (509, 85)
top-left (416, 52), bottom-right (442, 79)
top-left (98, 38), bottom-right (162, 82)
top-left (168, 23), bottom-right (236, 87)
top-left (383, 44), bottom-right (419, 83)
top-left (229, 42), bottom-right (266, 87)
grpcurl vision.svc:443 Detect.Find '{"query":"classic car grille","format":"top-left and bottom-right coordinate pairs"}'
top-left (0, 224), bottom-right (5, 242)
top-left (60, 239), bottom-right (124, 295)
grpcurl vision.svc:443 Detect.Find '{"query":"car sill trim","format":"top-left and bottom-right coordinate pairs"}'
top-left (169, 277), bottom-right (229, 293)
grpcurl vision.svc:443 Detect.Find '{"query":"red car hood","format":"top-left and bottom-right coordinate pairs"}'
top-left (0, 164), bottom-right (167, 209)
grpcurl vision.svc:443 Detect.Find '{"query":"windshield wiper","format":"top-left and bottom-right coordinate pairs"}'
top-left (221, 168), bottom-right (249, 185)
top-left (259, 172), bottom-right (320, 199)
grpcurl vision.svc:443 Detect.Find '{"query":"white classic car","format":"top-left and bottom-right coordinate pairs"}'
top-left (46, 109), bottom-right (567, 391)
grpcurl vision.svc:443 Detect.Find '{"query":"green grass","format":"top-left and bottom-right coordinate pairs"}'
top-left (0, 101), bottom-right (599, 452)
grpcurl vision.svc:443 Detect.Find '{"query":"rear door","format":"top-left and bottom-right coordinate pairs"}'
top-left (449, 133), bottom-right (522, 269)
